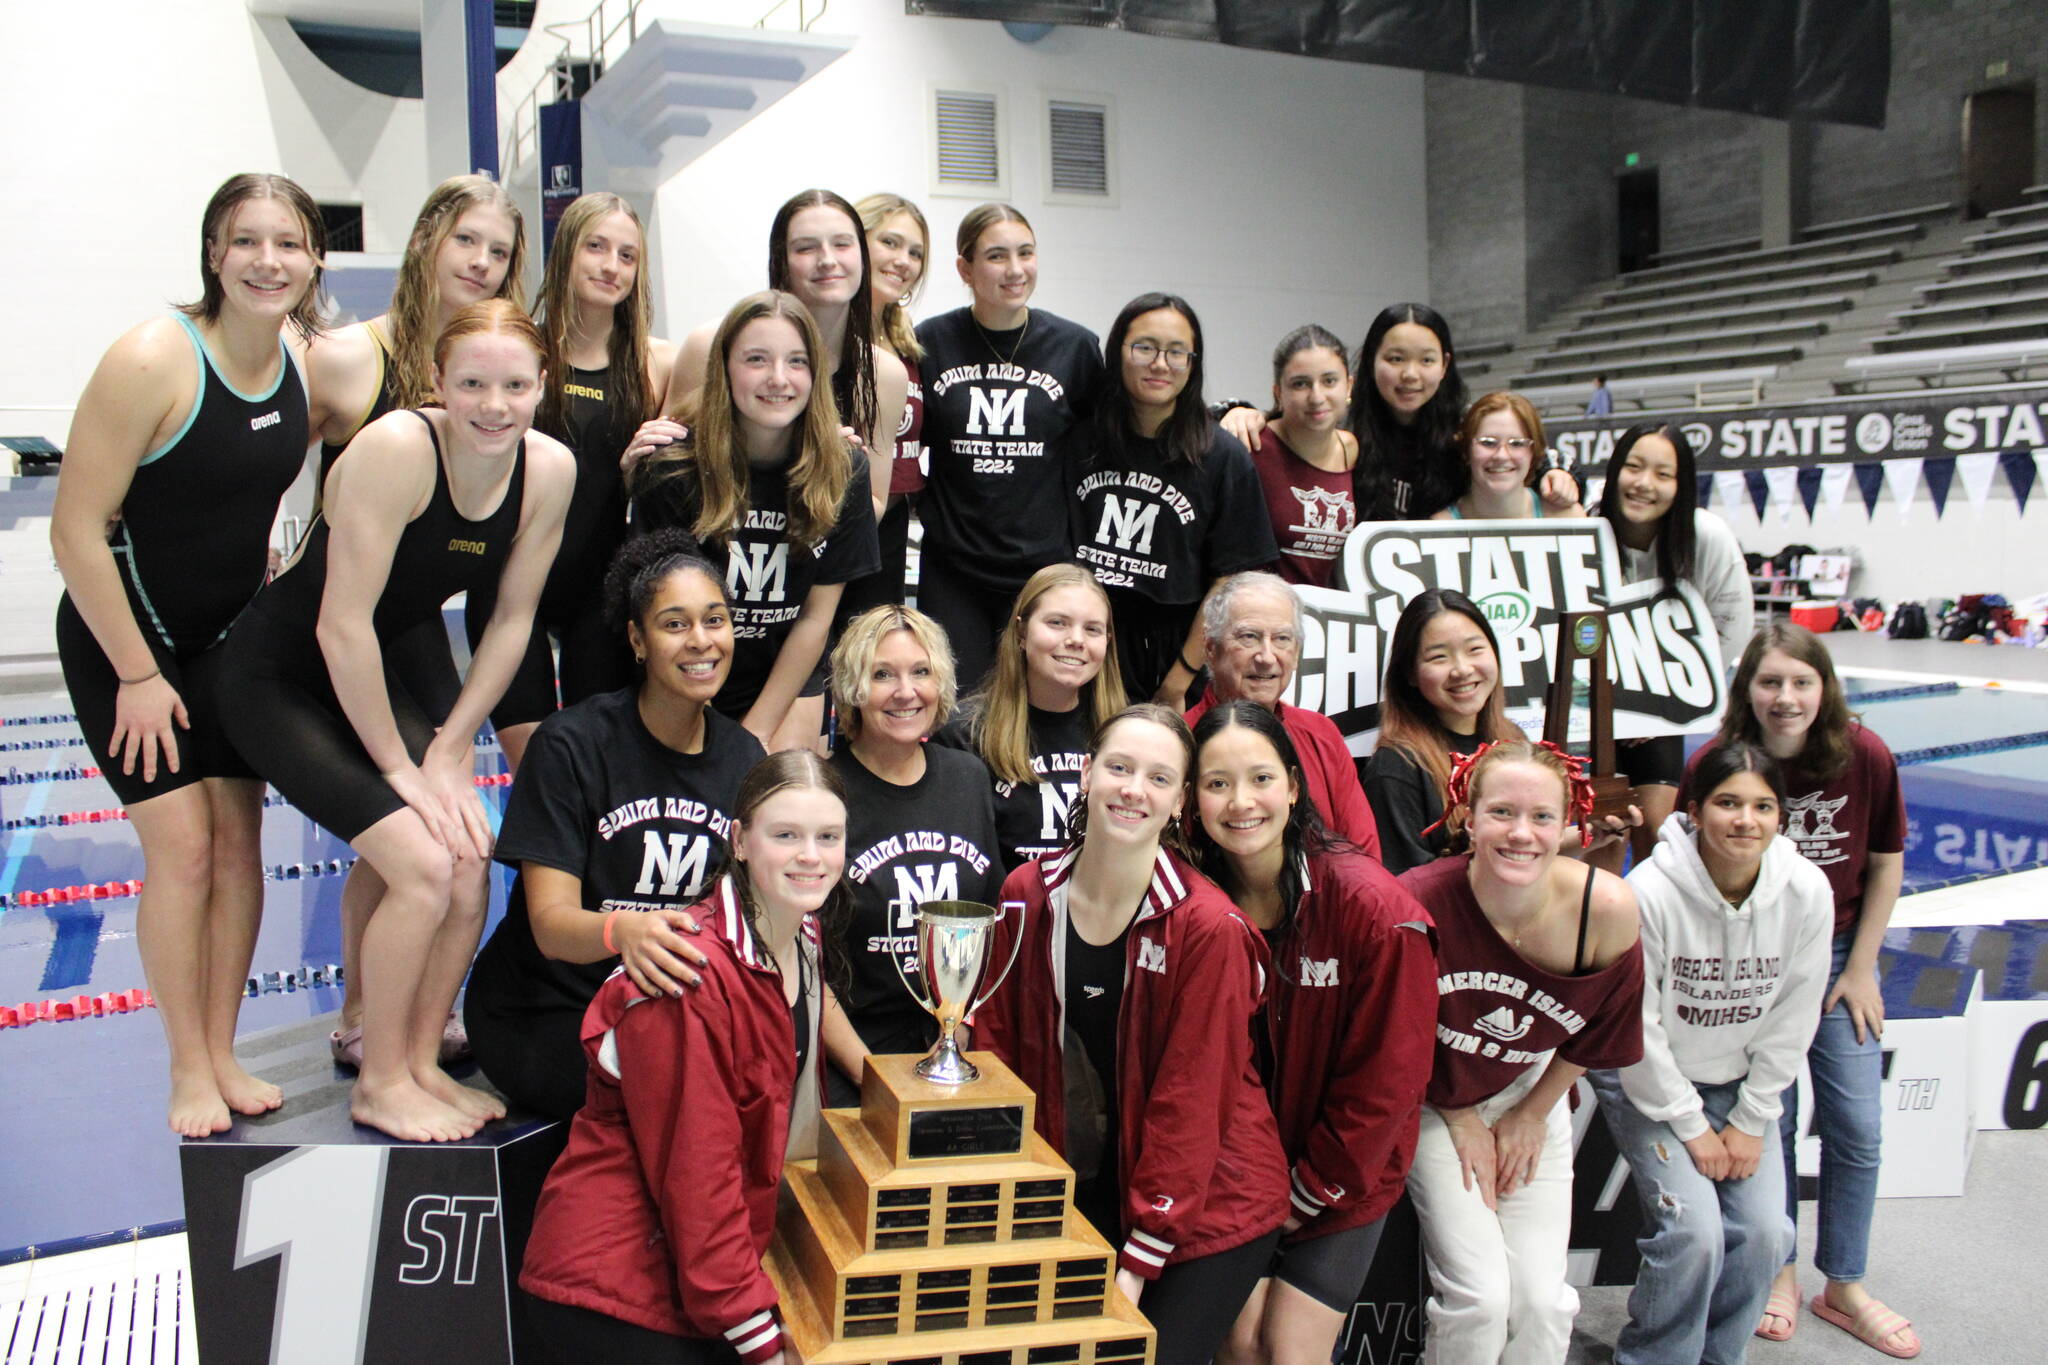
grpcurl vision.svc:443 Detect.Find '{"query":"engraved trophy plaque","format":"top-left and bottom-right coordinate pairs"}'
top-left (890, 899), bottom-right (1023, 1086)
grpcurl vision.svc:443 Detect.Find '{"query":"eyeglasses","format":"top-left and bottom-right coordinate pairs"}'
top-left (1472, 435), bottom-right (1536, 453)
top-left (1126, 340), bottom-right (1196, 371)
top-left (1229, 629), bottom-right (1299, 653)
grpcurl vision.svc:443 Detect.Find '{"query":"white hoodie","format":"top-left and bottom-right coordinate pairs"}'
top-left (1617, 812), bottom-right (1834, 1139)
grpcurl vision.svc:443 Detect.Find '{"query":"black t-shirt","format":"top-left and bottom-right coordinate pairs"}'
top-left (915, 307), bottom-right (1102, 588)
top-left (933, 700), bottom-right (1090, 873)
top-left (474, 689), bottom-right (766, 1017)
top-left (1063, 902), bottom-right (1130, 1189)
top-left (828, 742), bottom-right (1005, 1051)
top-left (635, 453), bottom-right (879, 717)
top-left (1074, 423), bottom-right (1279, 606)
top-left (1362, 728), bottom-right (1487, 875)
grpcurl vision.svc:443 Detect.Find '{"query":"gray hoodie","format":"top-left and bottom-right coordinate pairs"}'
top-left (1617, 812), bottom-right (1834, 1138)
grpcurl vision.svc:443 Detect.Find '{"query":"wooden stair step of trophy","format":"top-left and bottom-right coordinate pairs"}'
top-left (767, 900), bottom-right (1159, 1365)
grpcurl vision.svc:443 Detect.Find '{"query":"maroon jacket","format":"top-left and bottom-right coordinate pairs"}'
top-left (520, 879), bottom-right (816, 1363)
top-left (1265, 847), bottom-right (1439, 1239)
top-left (975, 845), bottom-right (1290, 1278)
top-left (1186, 688), bottom-right (1382, 860)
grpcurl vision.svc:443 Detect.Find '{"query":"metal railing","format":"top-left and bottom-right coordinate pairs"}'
top-left (503, 0), bottom-right (830, 175)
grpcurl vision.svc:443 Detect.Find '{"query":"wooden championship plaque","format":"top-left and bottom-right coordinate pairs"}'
top-left (1542, 610), bottom-right (1636, 823)
top-left (766, 1053), bottom-right (1156, 1365)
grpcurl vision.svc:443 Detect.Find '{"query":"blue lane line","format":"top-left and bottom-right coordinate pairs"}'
top-left (1850, 681), bottom-right (1963, 704)
top-left (1897, 729), bottom-right (2048, 767)
top-left (38, 907), bottom-right (105, 991)
top-left (0, 755), bottom-right (62, 911)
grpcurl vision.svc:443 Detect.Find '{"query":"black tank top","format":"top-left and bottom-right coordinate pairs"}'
top-left (318, 323), bottom-right (399, 484)
top-left (544, 361), bottom-right (639, 606)
top-left (249, 409), bottom-right (528, 669)
top-left (109, 316), bottom-right (308, 653)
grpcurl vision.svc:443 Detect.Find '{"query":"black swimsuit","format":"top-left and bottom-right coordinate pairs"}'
top-left (222, 411), bottom-right (527, 840)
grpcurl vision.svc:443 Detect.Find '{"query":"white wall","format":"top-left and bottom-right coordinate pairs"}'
top-left (644, 0), bottom-right (1431, 400)
top-left (0, 3), bottom-right (427, 445)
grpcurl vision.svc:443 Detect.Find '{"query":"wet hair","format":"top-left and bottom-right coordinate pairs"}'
top-left (965, 564), bottom-right (1128, 787)
top-left (637, 290), bottom-right (849, 549)
top-left (534, 193), bottom-right (654, 442)
top-left (828, 604), bottom-right (959, 743)
top-left (387, 176), bottom-right (529, 408)
top-left (856, 192), bottom-right (929, 362)
top-left (1688, 741), bottom-right (1788, 812)
top-left (1093, 292), bottom-right (1211, 468)
top-left (1717, 622), bottom-right (1858, 781)
top-left (1595, 421), bottom-right (1700, 594)
top-left (767, 189), bottom-right (877, 445)
top-left (1374, 589), bottom-right (1524, 815)
top-left (431, 298), bottom-right (545, 389)
top-left (955, 202), bottom-right (1034, 261)
top-left (1201, 571), bottom-right (1302, 647)
top-left (1455, 391), bottom-right (1548, 490)
top-left (180, 172), bottom-right (327, 339)
top-left (712, 750), bottom-right (851, 988)
top-left (602, 528), bottom-right (728, 635)
top-left (1066, 704), bottom-right (1195, 856)
top-left (1188, 701), bottom-right (1344, 930)
top-left (1348, 303), bottom-right (1467, 519)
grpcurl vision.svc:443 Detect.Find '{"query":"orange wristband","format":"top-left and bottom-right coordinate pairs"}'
top-left (602, 910), bottom-right (620, 955)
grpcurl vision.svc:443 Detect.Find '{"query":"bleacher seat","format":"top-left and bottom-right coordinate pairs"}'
top-left (1837, 338), bottom-right (2048, 391)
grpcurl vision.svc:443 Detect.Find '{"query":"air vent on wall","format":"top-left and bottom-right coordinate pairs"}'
top-left (932, 88), bottom-right (1004, 196)
top-left (1047, 100), bottom-right (1108, 195)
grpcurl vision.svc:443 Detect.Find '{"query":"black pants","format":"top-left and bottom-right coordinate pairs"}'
top-left (914, 564), bottom-right (1020, 695)
top-left (837, 495), bottom-right (913, 624)
top-left (522, 1295), bottom-right (738, 1365)
top-left (1145, 1228), bottom-right (1285, 1365)
top-left (462, 975), bottom-right (588, 1122)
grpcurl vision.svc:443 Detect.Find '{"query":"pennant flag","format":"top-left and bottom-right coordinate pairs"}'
top-left (1955, 452), bottom-right (1999, 517)
top-left (1715, 470), bottom-right (1747, 518)
top-left (2006, 449), bottom-right (2039, 514)
top-left (1883, 456), bottom-right (1924, 521)
top-left (1820, 463), bottom-right (1854, 519)
top-left (1854, 461), bottom-right (1884, 516)
top-left (1923, 455), bottom-right (1955, 519)
top-left (1797, 465), bottom-right (1823, 517)
top-left (1697, 472), bottom-right (1713, 508)
top-left (1744, 469), bottom-right (1770, 520)
top-left (1764, 466), bottom-right (1800, 521)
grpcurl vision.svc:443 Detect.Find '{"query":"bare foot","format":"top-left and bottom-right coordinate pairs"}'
top-left (414, 1064), bottom-right (506, 1123)
top-left (351, 1077), bottom-right (482, 1143)
top-left (169, 1070), bottom-right (233, 1138)
top-left (214, 1058), bottom-right (284, 1116)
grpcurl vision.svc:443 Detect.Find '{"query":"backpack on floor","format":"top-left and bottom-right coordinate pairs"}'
top-left (1888, 602), bottom-right (1929, 639)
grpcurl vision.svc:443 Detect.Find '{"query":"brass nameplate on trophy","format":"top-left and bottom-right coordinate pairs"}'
top-left (862, 1053), bottom-right (1036, 1166)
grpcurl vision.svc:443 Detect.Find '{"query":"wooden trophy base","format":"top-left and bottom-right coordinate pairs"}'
top-left (767, 1052), bottom-right (1155, 1365)
top-left (1589, 773), bottom-right (1638, 826)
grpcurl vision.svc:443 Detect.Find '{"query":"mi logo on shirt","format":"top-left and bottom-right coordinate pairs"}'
top-left (728, 541), bottom-right (789, 603)
top-left (636, 831), bottom-right (713, 897)
top-left (1473, 1006), bottom-right (1532, 1043)
top-left (965, 386), bottom-right (1027, 436)
top-left (250, 410), bottom-right (282, 432)
top-left (1038, 781), bottom-right (1078, 840)
top-left (1095, 495), bottom-right (1160, 554)
top-left (447, 538), bottom-right (488, 555)
top-left (1136, 937), bottom-right (1167, 975)
top-left (1298, 956), bottom-right (1340, 987)
top-left (890, 864), bottom-right (960, 926)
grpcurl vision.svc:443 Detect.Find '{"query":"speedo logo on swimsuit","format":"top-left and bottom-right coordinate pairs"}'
top-left (447, 538), bottom-right (489, 555)
top-left (250, 411), bottom-right (282, 431)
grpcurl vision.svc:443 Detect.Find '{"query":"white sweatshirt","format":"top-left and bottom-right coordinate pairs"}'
top-left (1616, 507), bottom-right (1754, 673)
top-left (1617, 812), bottom-right (1834, 1139)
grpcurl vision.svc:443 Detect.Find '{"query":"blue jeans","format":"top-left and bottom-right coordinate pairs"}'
top-left (1779, 931), bottom-right (1882, 1281)
top-left (1594, 1072), bottom-right (1787, 1365)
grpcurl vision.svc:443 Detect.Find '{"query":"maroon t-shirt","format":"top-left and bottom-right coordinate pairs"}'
top-left (1400, 854), bottom-right (1645, 1110)
top-left (890, 377), bottom-right (926, 494)
top-left (1252, 428), bottom-right (1355, 588)
top-left (1679, 724), bottom-right (1905, 937)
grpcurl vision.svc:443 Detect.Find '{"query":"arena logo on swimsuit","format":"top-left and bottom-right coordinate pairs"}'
top-left (1288, 519), bottom-right (1728, 750)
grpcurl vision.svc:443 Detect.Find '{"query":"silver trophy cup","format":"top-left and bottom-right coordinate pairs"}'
top-left (889, 899), bottom-right (1024, 1085)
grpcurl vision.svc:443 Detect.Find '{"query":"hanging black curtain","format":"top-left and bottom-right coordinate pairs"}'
top-left (906, 0), bottom-right (1891, 127)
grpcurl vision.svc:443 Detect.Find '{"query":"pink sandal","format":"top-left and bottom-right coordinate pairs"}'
top-left (1755, 1282), bottom-right (1799, 1342)
top-left (1809, 1294), bottom-right (1921, 1359)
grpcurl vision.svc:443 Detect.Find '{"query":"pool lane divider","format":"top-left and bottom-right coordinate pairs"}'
top-left (1896, 729), bottom-right (2048, 767)
top-left (1, 961), bottom-right (347, 1031)
top-left (1851, 681), bottom-right (1964, 704)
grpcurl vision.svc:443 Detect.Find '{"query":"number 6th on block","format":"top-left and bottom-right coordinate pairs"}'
top-left (235, 1145), bottom-right (389, 1365)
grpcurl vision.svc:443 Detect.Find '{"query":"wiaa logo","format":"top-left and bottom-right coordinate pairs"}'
top-left (1472, 1005), bottom-right (1532, 1042)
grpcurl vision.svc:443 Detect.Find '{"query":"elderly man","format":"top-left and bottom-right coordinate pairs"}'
top-left (1184, 571), bottom-right (1380, 858)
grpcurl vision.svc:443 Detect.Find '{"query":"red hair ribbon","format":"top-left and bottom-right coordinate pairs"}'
top-left (1421, 739), bottom-right (1599, 847)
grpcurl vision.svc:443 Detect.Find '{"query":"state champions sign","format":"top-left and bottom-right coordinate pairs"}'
top-left (1286, 519), bottom-right (1728, 752)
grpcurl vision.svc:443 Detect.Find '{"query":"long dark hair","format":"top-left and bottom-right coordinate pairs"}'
top-left (602, 528), bottom-right (727, 635)
top-left (1717, 623), bottom-right (1858, 781)
top-left (1187, 702), bottom-right (1343, 935)
top-left (1375, 589), bottom-right (1523, 811)
top-left (1596, 421), bottom-right (1700, 596)
top-left (1348, 303), bottom-right (1466, 519)
top-left (1688, 740), bottom-right (1788, 810)
top-left (1092, 292), bottom-right (1211, 467)
top-left (767, 189), bottom-right (878, 446)
top-left (711, 750), bottom-right (852, 989)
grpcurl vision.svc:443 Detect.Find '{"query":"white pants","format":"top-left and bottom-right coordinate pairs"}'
top-left (1406, 1072), bottom-right (1579, 1365)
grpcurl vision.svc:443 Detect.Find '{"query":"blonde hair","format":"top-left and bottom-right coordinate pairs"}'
top-left (830, 605), bottom-right (959, 743)
top-left (856, 192), bottom-right (928, 362)
top-left (388, 176), bottom-right (528, 408)
top-left (1456, 391), bottom-right (1548, 488)
top-left (635, 291), bottom-right (849, 550)
top-left (534, 193), bottom-right (653, 439)
top-left (966, 565), bottom-right (1128, 786)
